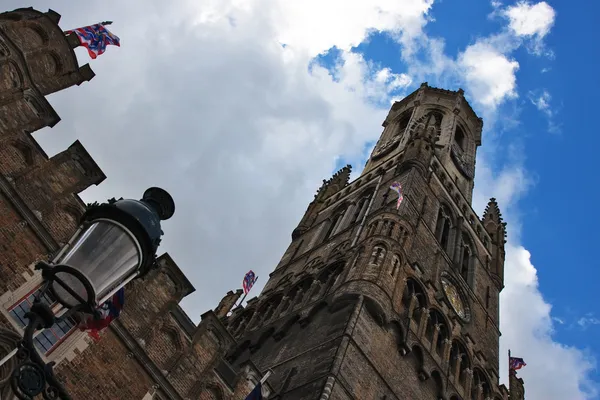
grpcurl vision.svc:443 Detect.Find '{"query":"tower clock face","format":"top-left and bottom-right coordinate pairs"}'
top-left (441, 276), bottom-right (469, 320)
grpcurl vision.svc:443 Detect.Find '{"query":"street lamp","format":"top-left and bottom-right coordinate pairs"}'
top-left (7, 187), bottom-right (175, 400)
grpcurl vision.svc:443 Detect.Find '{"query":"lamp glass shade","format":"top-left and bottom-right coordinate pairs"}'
top-left (51, 220), bottom-right (141, 308)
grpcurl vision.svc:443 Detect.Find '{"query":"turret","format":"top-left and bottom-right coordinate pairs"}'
top-left (214, 289), bottom-right (243, 318)
top-left (291, 165), bottom-right (351, 239)
top-left (482, 198), bottom-right (507, 288)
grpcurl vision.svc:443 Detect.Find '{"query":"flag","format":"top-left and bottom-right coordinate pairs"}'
top-left (65, 24), bottom-right (120, 59)
top-left (509, 356), bottom-right (526, 371)
top-left (244, 382), bottom-right (263, 400)
top-left (390, 182), bottom-right (404, 209)
top-left (78, 288), bottom-right (125, 340)
top-left (243, 270), bottom-right (257, 294)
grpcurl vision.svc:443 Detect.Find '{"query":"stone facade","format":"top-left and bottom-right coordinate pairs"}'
top-left (223, 83), bottom-right (523, 400)
top-left (0, 6), bottom-right (525, 400)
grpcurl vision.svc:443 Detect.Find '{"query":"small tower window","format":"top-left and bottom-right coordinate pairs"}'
top-left (370, 246), bottom-right (386, 266)
top-left (390, 256), bottom-right (400, 276)
top-left (455, 126), bottom-right (466, 151)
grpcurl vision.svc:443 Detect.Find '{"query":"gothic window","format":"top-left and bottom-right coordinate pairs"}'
top-left (325, 208), bottom-right (345, 240)
top-left (369, 245), bottom-right (387, 266)
top-left (471, 368), bottom-right (491, 400)
top-left (459, 233), bottom-right (473, 283)
top-left (397, 110), bottom-right (412, 133)
top-left (368, 221), bottom-right (379, 236)
top-left (8, 287), bottom-right (76, 355)
top-left (455, 126), bottom-right (466, 151)
top-left (390, 256), bottom-right (400, 276)
top-left (386, 221), bottom-right (395, 236)
top-left (402, 278), bottom-right (426, 320)
top-left (435, 205), bottom-right (452, 252)
top-left (449, 340), bottom-right (470, 388)
top-left (352, 190), bottom-right (374, 223)
top-left (425, 309), bottom-right (448, 357)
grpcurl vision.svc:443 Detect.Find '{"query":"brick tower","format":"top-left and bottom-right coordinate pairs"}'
top-left (225, 83), bottom-right (516, 400)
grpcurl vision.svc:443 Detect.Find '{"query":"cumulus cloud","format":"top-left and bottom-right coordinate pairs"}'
top-left (4, 0), bottom-right (593, 398)
top-left (458, 42), bottom-right (520, 108)
top-left (504, 1), bottom-right (556, 39)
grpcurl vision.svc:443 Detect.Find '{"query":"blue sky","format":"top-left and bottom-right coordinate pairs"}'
top-left (9, 0), bottom-right (598, 398)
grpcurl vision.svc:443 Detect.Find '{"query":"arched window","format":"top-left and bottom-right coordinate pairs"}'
top-left (460, 233), bottom-right (473, 283)
top-left (449, 340), bottom-right (470, 388)
top-left (390, 256), bottom-right (400, 277)
top-left (425, 309), bottom-right (448, 357)
top-left (398, 111), bottom-right (412, 132)
top-left (368, 221), bottom-right (379, 236)
top-left (352, 190), bottom-right (374, 223)
top-left (402, 279), bottom-right (426, 320)
top-left (385, 220), bottom-right (395, 236)
top-left (455, 126), bottom-right (466, 151)
top-left (435, 206), bottom-right (452, 251)
top-left (325, 208), bottom-right (345, 240)
top-left (369, 245), bottom-right (387, 266)
top-left (471, 368), bottom-right (491, 400)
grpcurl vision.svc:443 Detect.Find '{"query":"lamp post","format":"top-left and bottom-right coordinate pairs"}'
top-left (6, 187), bottom-right (175, 400)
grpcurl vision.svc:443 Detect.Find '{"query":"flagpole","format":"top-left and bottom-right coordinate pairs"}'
top-left (260, 369), bottom-right (273, 385)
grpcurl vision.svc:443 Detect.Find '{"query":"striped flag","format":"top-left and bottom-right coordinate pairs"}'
top-left (65, 23), bottom-right (120, 59)
top-left (509, 356), bottom-right (526, 371)
top-left (390, 182), bottom-right (404, 209)
top-left (243, 270), bottom-right (257, 294)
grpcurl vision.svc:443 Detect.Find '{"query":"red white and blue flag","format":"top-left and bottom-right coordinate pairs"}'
top-left (78, 287), bottom-right (125, 340)
top-left (509, 356), bottom-right (526, 371)
top-left (390, 182), bottom-right (404, 209)
top-left (65, 24), bottom-right (120, 59)
top-left (244, 382), bottom-right (263, 400)
top-left (243, 270), bottom-right (257, 294)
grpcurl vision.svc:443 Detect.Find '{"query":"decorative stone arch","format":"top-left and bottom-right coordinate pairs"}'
top-left (0, 60), bottom-right (24, 92)
top-left (304, 256), bottom-right (323, 271)
top-left (17, 22), bottom-right (50, 49)
top-left (409, 344), bottom-right (429, 381)
top-left (428, 369), bottom-right (446, 399)
top-left (401, 276), bottom-right (428, 322)
top-left (315, 260), bottom-right (344, 296)
top-left (158, 323), bottom-right (185, 370)
top-left (363, 295), bottom-right (387, 327)
top-left (329, 240), bottom-right (350, 261)
top-left (386, 320), bottom-right (409, 355)
top-left (425, 307), bottom-right (451, 358)
top-left (258, 292), bottom-right (284, 325)
top-left (200, 382), bottom-right (224, 400)
top-left (449, 338), bottom-right (472, 389)
top-left (328, 292), bottom-right (360, 313)
top-left (389, 253), bottom-right (402, 277)
top-left (471, 367), bottom-right (492, 400)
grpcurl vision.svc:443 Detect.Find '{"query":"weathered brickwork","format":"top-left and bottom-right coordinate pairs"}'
top-left (0, 6), bottom-right (524, 400)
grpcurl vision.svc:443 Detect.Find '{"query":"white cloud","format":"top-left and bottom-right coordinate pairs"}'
top-left (458, 42), bottom-right (520, 108)
top-left (577, 315), bottom-right (600, 330)
top-left (505, 1), bottom-right (556, 39)
top-left (3, 0), bottom-right (593, 398)
top-left (528, 89), bottom-right (561, 133)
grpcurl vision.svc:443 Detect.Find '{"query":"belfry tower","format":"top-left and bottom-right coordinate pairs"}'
top-left (225, 83), bottom-right (514, 400)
